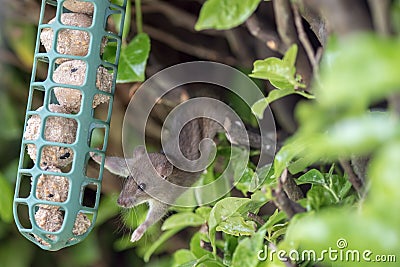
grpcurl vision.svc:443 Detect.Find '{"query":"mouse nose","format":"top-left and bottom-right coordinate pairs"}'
top-left (117, 197), bottom-right (127, 207)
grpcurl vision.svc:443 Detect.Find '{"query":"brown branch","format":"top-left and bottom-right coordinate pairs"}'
top-left (272, 0), bottom-right (313, 87)
top-left (339, 158), bottom-right (363, 193)
top-left (247, 212), bottom-right (266, 226)
top-left (272, 169), bottom-right (306, 218)
top-left (367, 0), bottom-right (391, 36)
top-left (143, 25), bottom-right (237, 65)
top-left (301, 0), bottom-right (372, 37)
top-left (291, 3), bottom-right (317, 70)
top-left (295, 0), bottom-right (328, 46)
top-left (281, 170), bottom-right (304, 201)
top-left (245, 14), bottom-right (283, 53)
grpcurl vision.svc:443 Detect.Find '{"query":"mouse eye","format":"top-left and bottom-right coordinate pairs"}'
top-left (138, 183), bottom-right (146, 191)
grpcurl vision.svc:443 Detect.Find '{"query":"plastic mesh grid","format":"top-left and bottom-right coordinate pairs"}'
top-left (13, 0), bottom-right (127, 251)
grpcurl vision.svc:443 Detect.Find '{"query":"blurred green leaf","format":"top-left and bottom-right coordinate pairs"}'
top-left (283, 142), bottom-right (400, 266)
top-left (172, 249), bottom-right (197, 267)
top-left (306, 185), bottom-right (337, 211)
top-left (117, 33), bottom-right (150, 83)
top-left (0, 237), bottom-right (34, 267)
top-left (162, 212), bottom-right (205, 231)
top-left (195, 0), bottom-right (262, 30)
top-left (367, 141), bottom-right (400, 224)
top-left (231, 224), bottom-right (267, 267)
top-left (144, 227), bottom-right (185, 262)
top-left (0, 172), bottom-right (13, 223)
top-left (0, 93), bottom-right (22, 141)
top-left (391, 0), bottom-right (400, 34)
top-left (60, 233), bottom-right (100, 267)
top-left (317, 34), bottom-right (400, 111)
top-left (96, 193), bottom-right (120, 225)
top-left (5, 22), bottom-right (35, 67)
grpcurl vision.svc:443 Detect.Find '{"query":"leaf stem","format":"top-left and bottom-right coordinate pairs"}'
top-left (135, 0), bottom-right (143, 34)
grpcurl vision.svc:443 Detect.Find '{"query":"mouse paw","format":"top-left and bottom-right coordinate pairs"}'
top-left (130, 226), bottom-right (145, 242)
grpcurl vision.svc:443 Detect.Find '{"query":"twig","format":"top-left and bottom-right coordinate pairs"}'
top-left (141, 1), bottom-right (225, 37)
top-left (272, 0), bottom-right (313, 87)
top-left (245, 14), bottom-right (283, 53)
top-left (339, 158), bottom-right (363, 193)
top-left (291, 3), bottom-right (317, 70)
top-left (247, 212), bottom-right (266, 226)
top-left (295, 0), bottom-right (328, 46)
top-left (143, 25), bottom-right (237, 65)
top-left (280, 170), bottom-right (304, 201)
top-left (367, 0), bottom-right (391, 36)
top-left (272, 169), bottom-right (306, 218)
top-left (273, 0), bottom-right (298, 48)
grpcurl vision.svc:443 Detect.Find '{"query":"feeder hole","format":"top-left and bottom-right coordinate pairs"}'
top-left (18, 174), bottom-right (33, 199)
top-left (16, 203), bottom-right (32, 229)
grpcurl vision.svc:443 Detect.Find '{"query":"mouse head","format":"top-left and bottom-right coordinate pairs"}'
top-left (113, 146), bottom-right (173, 208)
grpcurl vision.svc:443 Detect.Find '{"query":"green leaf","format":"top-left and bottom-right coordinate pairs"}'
top-left (195, 0), bottom-right (262, 30)
top-left (117, 33), bottom-right (150, 83)
top-left (249, 45), bottom-right (305, 90)
top-left (251, 98), bottom-right (269, 119)
top-left (216, 216), bottom-right (257, 236)
top-left (189, 233), bottom-right (224, 267)
top-left (144, 227), bottom-right (185, 262)
top-left (0, 173), bottom-right (13, 223)
top-left (264, 209), bottom-right (286, 231)
top-left (297, 169), bottom-right (325, 185)
top-left (222, 234), bottom-right (238, 266)
top-left (250, 58), bottom-right (296, 89)
top-left (283, 44), bottom-right (298, 66)
top-left (231, 225), bottom-right (267, 267)
top-left (208, 197), bottom-right (264, 254)
top-left (235, 167), bottom-right (257, 195)
top-left (162, 212), bottom-right (205, 231)
top-left (306, 185), bottom-right (337, 210)
top-left (251, 89), bottom-right (315, 119)
top-left (195, 206), bottom-right (212, 221)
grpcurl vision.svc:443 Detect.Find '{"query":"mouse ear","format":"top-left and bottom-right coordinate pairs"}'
top-left (133, 145), bottom-right (146, 158)
top-left (155, 161), bottom-right (173, 178)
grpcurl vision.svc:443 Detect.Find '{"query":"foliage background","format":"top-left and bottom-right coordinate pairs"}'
top-left (0, 0), bottom-right (400, 266)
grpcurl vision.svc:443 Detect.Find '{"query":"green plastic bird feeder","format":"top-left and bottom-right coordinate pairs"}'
top-left (13, 0), bottom-right (127, 251)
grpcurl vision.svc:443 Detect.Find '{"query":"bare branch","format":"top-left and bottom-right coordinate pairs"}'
top-left (291, 3), bottom-right (317, 70)
top-left (245, 14), bottom-right (283, 52)
top-left (339, 158), bottom-right (364, 193)
top-left (273, 169), bottom-right (306, 218)
top-left (143, 25), bottom-right (237, 65)
top-left (367, 0), bottom-right (391, 36)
